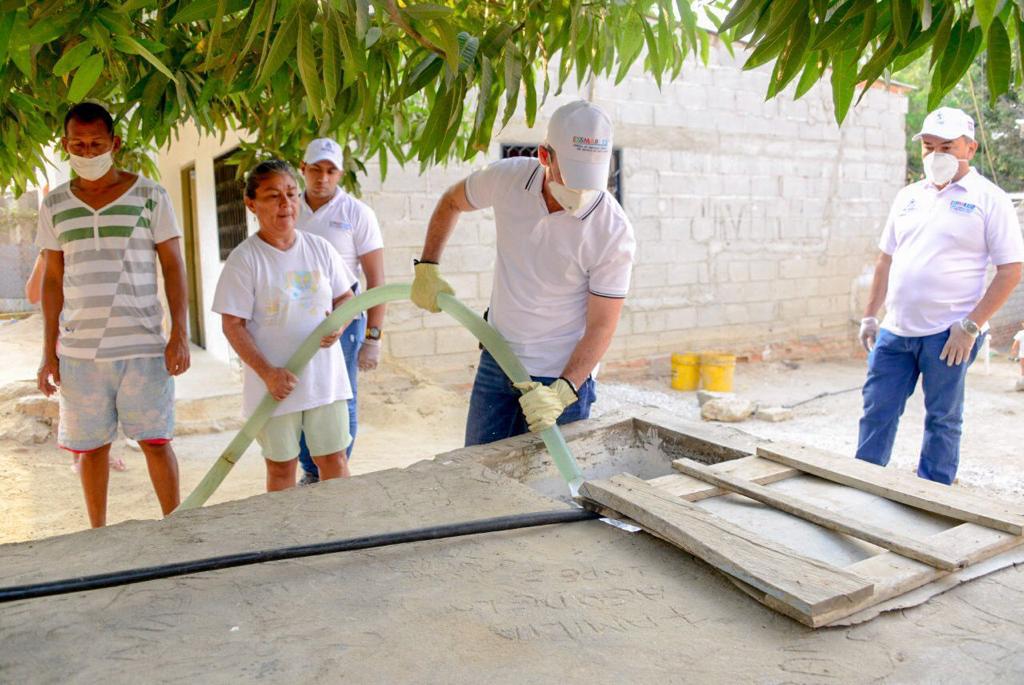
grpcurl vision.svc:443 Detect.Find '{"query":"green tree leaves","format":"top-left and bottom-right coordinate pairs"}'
top-left (2, 0), bottom-right (1024, 196)
top-left (67, 54), bottom-right (105, 102)
top-left (731, 1), bottom-right (1024, 124)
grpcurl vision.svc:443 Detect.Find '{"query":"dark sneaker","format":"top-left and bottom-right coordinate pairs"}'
top-left (298, 471), bottom-right (320, 486)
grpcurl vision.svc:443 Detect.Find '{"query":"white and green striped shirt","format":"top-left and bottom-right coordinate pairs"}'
top-left (35, 176), bottom-right (181, 361)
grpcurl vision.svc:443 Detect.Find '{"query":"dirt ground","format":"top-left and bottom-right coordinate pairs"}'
top-left (1, 308), bottom-right (1022, 543)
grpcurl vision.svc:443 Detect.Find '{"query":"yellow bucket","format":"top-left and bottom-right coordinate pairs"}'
top-left (670, 353), bottom-right (700, 391)
top-left (700, 353), bottom-right (736, 392)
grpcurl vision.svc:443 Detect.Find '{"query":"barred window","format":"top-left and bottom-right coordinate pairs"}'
top-left (214, 149), bottom-right (248, 261)
top-left (500, 143), bottom-right (623, 204)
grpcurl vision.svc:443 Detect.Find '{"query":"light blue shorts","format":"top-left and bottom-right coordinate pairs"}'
top-left (58, 357), bottom-right (175, 452)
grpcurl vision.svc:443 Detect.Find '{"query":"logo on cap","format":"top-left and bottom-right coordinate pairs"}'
top-left (572, 135), bottom-right (610, 153)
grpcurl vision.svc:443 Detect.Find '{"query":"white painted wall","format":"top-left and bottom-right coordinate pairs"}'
top-left (154, 126), bottom-right (252, 362)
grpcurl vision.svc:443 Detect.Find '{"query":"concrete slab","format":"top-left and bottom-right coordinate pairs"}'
top-left (1, 418), bottom-right (1023, 683)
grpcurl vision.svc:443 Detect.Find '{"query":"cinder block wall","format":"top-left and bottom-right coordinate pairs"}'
top-left (362, 39), bottom-right (908, 372)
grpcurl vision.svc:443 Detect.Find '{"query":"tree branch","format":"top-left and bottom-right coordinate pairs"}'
top-left (384, 0), bottom-right (444, 55)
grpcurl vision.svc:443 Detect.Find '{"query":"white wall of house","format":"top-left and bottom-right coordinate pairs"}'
top-left (155, 38), bottom-right (908, 371)
top-left (155, 127), bottom-right (251, 362)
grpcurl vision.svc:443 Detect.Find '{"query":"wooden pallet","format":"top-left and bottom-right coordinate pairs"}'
top-left (579, 440), bottom-right (1024, 628)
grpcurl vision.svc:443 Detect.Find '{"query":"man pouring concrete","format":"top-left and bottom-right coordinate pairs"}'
top-left (411, 100), bottom-right (635, 445)
top-left (857, 107), bottom-right (1023, 485)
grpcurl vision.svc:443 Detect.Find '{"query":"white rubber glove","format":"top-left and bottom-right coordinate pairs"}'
top-left (513, 378), bottom-right (578, 433)
top-left (410, 262), bottom-right (454, 313)
top-left (358, 338), bottom-right (381, 370)
top-left (859, 317), bottom-right (880, 353)
top-left (939, 322), bottom-right (977, 367)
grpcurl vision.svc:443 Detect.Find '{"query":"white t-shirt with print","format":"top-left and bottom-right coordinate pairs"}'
top-left (212, 231), bottom-right (357, 418)
top-left (879, 168), bottom-right (1024, 337)
top-left (465, 157), bottom-right (636, 378)
top-left (297, 188), bottom-right (383, 280)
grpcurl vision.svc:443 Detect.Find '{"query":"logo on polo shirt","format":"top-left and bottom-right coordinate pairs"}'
top-left (572, 135), bottom-right (609, 153)
top-left (898, 198), bottom-right (918, 216)
top-left (330, 220), bottom-right (353, 231)
top-left (949, 200), bottom-right (977, 215)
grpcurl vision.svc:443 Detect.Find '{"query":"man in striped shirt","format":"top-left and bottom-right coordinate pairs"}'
top-left (35, 102), bottom-right (191, 528)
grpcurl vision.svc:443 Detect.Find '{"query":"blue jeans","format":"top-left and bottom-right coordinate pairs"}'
top-left (856, 328), bottom-right (984, 485)
top-left (299, 315), bottom-right (364, 476)
top-left (464, 350), bottom-right (597, 447)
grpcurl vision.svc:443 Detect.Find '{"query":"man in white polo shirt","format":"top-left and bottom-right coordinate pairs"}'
top-left (857, 107), bottom-right (1024, 485)
top-left (294, 138), bottom-right (386, 484)
top-left (411, 100), bottom-right (635, 445)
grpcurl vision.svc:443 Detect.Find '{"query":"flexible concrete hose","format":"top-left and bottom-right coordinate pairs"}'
top-left (176, 284), bottom-right (585, 511)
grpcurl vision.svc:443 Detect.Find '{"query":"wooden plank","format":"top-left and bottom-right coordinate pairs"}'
top-left (646, 455), bottom-right (798, 501)
top-left (579, 474), bottom-right (874, 624)
top-left (729, 523), bottom-right (1024, 627)
top-left (674, 459), bottom-right (967, 571)
top-left (757, 442), bottom-right (1024, 535)
top-left (817, 522), bottom-right (1024, 626)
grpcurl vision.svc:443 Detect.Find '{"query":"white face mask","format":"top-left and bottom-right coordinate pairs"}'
top-left (69, 151), bottom-right (113, 181)
top-left (923, 151), bottom-right (964, 186)
top-left (548, 181), bottom-right (598, 216)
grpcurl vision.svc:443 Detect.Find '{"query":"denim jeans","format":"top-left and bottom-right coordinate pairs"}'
top-left (299, 314), bottom-right (364, 476)
top-left (464, 350), bottom-right (597, 447)
top-left (856, 327), bottom-right (984, 485)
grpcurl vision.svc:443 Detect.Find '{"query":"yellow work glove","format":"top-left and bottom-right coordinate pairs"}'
top-left (410, 261), bottom-right (455, 313)
top-left (513, 378), bottom-right (579, 433)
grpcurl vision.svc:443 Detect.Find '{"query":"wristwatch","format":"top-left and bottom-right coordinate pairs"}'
top-left (366, 326), bottom-right (382, 340)
top-left (959, 318), bottom-right (980, 337)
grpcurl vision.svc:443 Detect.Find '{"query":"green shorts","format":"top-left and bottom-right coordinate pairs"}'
top-left (256, 401), bottom-right (351, 462)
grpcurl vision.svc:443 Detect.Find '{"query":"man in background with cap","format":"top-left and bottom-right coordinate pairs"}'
top-left (295, 138), bottom-right (386, 484)
top-left (411, 100), bottom-right (636, 445)
top-left (857, 106), bottom-right (1023, 484)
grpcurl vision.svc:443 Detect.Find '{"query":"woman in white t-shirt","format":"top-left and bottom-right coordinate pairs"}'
top-left (212, 160), bottom-right (357, 491)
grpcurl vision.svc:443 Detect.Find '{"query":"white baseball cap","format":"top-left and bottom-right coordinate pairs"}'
top-left (303, 138), bottom-right (344, 168)
top-left (546, 100), bottom-right (613, 191)
top-left (913, 107), bottom-right (976, 141)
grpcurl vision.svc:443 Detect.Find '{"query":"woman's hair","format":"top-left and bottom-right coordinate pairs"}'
top-left (244, 159), bottom-right (297, 199)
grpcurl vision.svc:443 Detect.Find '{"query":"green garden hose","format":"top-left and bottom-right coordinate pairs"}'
top-left (175, 284), bottom-right (584, 511)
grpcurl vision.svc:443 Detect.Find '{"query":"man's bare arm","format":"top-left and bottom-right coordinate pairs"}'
top-left (560, 294), bottom-right (626, 389)
top-left (863, 252), bottom-right (892, 319)
top-left (968, 263), bottom-right (1023, 326)
top-left (359, 248), bottom-right (386, 330)
top-left (420, 181), bottom-right (475, 263)
top-left (156, 238), bottom-right (191, 375)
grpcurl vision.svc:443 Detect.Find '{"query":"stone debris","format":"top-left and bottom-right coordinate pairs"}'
top-left (696, 389), bottom-right (733, 407)
top-left (15, 395), bottom-right (59, 422)
top-left (755, 406), bottom-right (794, 422)
top-left (6, 413), bottom-right (51, 444)
top-left (701, 398), bottom-right (757, 423)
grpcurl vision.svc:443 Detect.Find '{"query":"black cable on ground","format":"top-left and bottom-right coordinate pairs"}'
top-left (783, 385), bottom-right (862, 409)
top-left (0, 509), bottom-right (600, 604)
